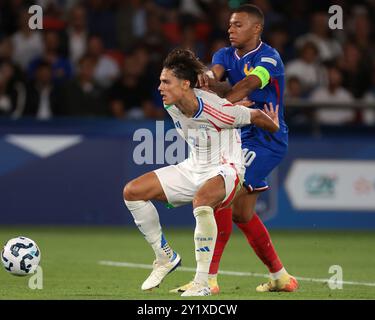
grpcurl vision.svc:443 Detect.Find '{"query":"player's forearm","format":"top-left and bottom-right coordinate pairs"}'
top-left (225, 75), bottom-right (261, 103)
top-left (208, 80), bottom-right (232, 98)
top-left (250, 109), bottom-right (279, 133)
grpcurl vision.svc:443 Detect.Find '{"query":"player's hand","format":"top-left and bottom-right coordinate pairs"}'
top-left (197, 73), bottom-right (209, 89)
top-left (235, 99), bottom-right (255, 108)
top-left (263, 102), bottom-right (279, 128)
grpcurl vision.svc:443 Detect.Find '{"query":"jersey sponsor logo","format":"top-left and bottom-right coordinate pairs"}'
top-left (261, 57), bottom-right (277, 66)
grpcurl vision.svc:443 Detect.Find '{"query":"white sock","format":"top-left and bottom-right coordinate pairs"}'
top-left (193, 206), bottom-right (217, 286)
top-left (270, 267), bottom-right (288, 280)
top-left (124, 200), bottom-right (173, 262)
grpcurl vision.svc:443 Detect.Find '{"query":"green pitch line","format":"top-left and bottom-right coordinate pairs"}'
top-left (0, 227), bottom-right (374, 300)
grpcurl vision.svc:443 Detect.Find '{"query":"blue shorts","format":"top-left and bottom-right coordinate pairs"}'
top-left (242, 143), bottom-right (286, 192)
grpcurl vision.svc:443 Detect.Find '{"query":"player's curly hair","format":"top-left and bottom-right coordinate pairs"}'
top-left (163, 48), bottom-right (205, 88)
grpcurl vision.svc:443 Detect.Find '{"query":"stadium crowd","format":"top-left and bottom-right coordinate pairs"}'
top-left (0, 0), bottom-right (374, 125)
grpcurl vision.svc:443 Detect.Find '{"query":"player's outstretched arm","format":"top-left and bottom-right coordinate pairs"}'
top-left (225, 75), bottom-right (261, 103)
top-left (249, 102), bottom-right (279, 133)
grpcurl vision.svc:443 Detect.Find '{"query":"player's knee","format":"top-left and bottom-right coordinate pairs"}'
top-left (232, 209), bottom-right (253, 224)
top-left (193, 190), bottom-right (213, 208)
top-left (123, 181), bottom-right (141, 201)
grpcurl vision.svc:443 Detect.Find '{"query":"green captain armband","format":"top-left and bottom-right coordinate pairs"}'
top-left (249, 66), bottom-right (270, 89)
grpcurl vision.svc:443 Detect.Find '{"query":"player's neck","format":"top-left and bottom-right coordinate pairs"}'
top-left (175, 91), bottom-right (199, 118)
top-left (236, 38), bottom-right (262, 57)
top-left (175, 90), bottom-right (199, 118)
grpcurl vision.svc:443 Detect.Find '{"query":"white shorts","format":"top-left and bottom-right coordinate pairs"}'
top-left (154, 160), bottom-right (243, 208)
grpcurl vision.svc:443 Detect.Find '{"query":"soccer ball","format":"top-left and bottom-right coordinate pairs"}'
top-left (1, 236), bottom-right (41, 276)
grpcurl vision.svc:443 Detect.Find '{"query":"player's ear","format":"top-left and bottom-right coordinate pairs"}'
top-left (254, 22), bottom-right (262, 35)
top-left (182, 79), bottom-right (190, 90)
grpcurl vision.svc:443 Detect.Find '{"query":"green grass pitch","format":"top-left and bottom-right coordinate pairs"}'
top-left (0, 227), bottom-right (374, 300)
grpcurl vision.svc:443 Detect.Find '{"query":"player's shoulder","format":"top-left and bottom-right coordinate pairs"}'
top-left (213, 46), bottom-right (235, 60)
top-left (255, 42), bottom-right (284, 68)
top-left (163, 103), bottom-right (179, 117)
top-left (194, 88), bottom-right (230, 108)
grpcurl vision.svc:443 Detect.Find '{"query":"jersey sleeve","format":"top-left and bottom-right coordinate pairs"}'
top-left (203, 98), bottom-right (251, 129)
top-left (253, 52), bottom-right (284, 78)
top-left (212, 48), bottom-right (227, 68)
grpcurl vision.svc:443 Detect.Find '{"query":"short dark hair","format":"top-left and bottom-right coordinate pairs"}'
top-left (232, 4), bottom-right (264, 27)
top-left (163, 48), bottom-right (205, 88)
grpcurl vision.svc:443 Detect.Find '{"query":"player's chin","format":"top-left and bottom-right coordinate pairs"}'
top-left (229, 39), bottom-right (239, 47)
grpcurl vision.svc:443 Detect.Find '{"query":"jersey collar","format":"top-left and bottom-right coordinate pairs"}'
top-left (234, 41), bottom-right (263, 60)
top-left (193, 97), bottom-right (204, 118)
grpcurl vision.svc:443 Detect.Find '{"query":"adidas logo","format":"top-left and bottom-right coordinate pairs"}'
top-left (196, 246), bottom-right (210, 252)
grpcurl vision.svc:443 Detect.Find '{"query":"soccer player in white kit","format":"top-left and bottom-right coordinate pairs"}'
top-left (123, 49), bottom-right (279, 296)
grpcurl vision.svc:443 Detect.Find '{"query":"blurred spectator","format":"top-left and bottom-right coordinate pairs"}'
top-left (285, 41), bottom-right (327, 95)
top-left (284, 75), bottom-right (311, 125)
top-left (180, 24), bottom-right (206, 61)
top-left (142, 10), bottom-right (169, 67)
top-left (115, 0), bottom-right (147, 51)
top-left (295, 11), bottom-right (342, 62)
top-left (206, 37), bottom-right (229, 67)
top-left (23, 61), bottom-right (60, 120)
top-left (108, 49), bottom-right (161, 119)
top-left (337, 42), bottom-right (371, 99)
top-left (283, 0), bottom-right (310, 39)
top-left (348, 5), bottom-right (375, 60)
top-left (0, 60), bottom-right (26, 118)
top-left (28, 30), bottom-right (72, 85)
top-left (266, 25), bottom-right (294, 63)
top-left (252, 0), bottom-right (284, 32)
top-left (285, 76), bottom-right (304, 100)
top-left (310, 65), bottom-right (355, 125)
top-left (0, 37), bottom-right (25, 82)
top-left (362, 64), bottom-right (375, 125)
top-left (87, 35), bottom-right (120, 88)
top-left (86, 0), bottom-right (117, 49)
top-left (210, 4), bottom-right (231, 40)
top-left (56, 54), bottom-right (109, 117)
top-left (67, 5), bottom-right (88, 66)
top-left (11, 11), bottom-right (44, 70)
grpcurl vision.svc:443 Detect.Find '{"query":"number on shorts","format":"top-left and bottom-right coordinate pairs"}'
top-left (242, 148), bottom-right (256, 167)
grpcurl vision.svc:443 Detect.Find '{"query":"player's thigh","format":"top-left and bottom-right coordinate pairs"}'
top-left (232, 188), bottom-right (260, 223)
top-left (123, 171), bottom-right (167, 202)
top-left (242, 144), bottom-right (285, 191)
top-left (194, 164), bottom-right (242, 209)
top-left (154, 163), bottom-right (197, 207)
top-left (193, 175), bottom-right (226, 209)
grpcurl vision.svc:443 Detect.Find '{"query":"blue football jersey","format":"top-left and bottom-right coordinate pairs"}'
top-left (212, 41), bottom-right (288, 152)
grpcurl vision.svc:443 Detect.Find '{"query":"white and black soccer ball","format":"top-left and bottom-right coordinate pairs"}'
top-left (1, 236), bottom-right (41, 276)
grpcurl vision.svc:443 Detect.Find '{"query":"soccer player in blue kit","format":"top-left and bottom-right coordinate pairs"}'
top-left (172, 4), bottom-right (298, 294)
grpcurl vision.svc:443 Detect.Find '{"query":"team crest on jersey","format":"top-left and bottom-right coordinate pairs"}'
top-left (244, 63), bottom-right (254, 76)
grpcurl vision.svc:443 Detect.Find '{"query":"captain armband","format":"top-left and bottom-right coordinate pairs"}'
top-left (249, 66), bottom-right (270, 89)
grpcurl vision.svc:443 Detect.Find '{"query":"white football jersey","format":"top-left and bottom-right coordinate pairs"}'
top-left (164, 88), bottom-right (252, 173)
